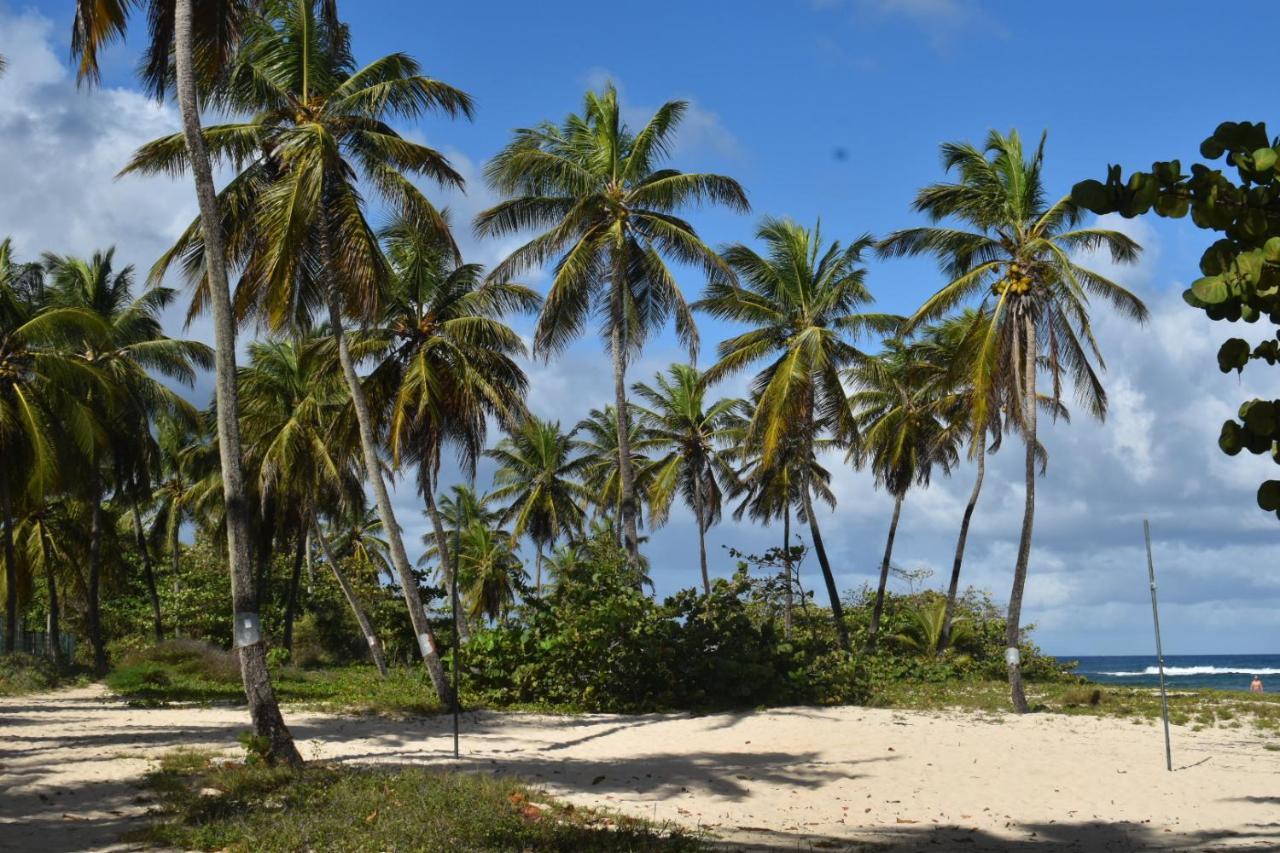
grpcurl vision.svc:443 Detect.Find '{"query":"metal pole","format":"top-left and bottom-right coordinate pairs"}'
top-left (1144, 520), bottom-right (1173, 772)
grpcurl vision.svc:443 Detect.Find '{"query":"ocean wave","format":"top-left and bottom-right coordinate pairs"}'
top-left (1098, 666), bottom-right (1280, 677)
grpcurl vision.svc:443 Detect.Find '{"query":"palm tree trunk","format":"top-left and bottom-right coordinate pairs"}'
top-left (172, 0), bottom-right (300, 767)
top-left (425, 489), bottom-right (469, 643)
top-left (86, 467), bottom-right (108, 675)
top-left (939, 443), bottom-right (985, 655)
top-left (1006, 314), bottom-right (1037, 714)
top-left (255, 499), bottom-right (277, 610)
top-left (802, 486), bottom-right (850, 653)
top-left (42, 532), bottom-right (65, 669)
top-left (326, 293), bottom-right (452, 706)
top-left (610, 288), bottom-right (641, 563)
top-left (283, 526), bottom-right (305, 656)
top-left (312, 514), bottom-right (387, 677)
top-left (1, 484), bottom-right (16, 654)
top-left (170, 520), bottom-right (182, 639)
top-left (130, 501), bottom-right (163, 642)
top-left (694, 472), bottom-right (710, 595)
top-left (535, 543), bottom-right (543, 597)
top-left (866, 494), bottom-right (904, 653)
top-left (782, 506), bottom-right (793, 640)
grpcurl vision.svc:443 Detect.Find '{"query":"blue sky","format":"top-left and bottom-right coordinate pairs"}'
top-left (1, 0), bottom-right (1278, 655)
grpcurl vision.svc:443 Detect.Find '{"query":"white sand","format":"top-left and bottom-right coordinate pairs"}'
top-left (2, 685), bottom-right (1278, 851)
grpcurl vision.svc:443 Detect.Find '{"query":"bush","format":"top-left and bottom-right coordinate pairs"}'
top-left (0, 652), bottom-right (64, 695)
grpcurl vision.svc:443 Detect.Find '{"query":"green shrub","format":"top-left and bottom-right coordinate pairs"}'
top-left (0, 652), bottom-right (64, 695)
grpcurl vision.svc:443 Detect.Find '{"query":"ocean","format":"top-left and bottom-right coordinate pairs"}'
top-left (1061, 654), bottom-right (1280, 692)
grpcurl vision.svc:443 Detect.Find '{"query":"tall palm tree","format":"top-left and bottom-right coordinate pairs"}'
top-left (72, 0), bottom-right (304, 765)
top-left (128, 1), bottom-right (473, 708)
top-left (881, 129), bottom-right (1146, 710)
top-left (371, 213), bottom-right (535, 620)
top-left (848, 339), bottom-right (957, 651)
top-left (571, 405), bottom-right (655, 537)
top-left (486, 417), bottom-right (588, 594)
top-left (0, 244), bottom-right (103, 653)
top-left (632, 364), bottom-right (740, 594)
top-left (698, 218), bottom-right (899, 652)
top-left (477, 84), bottom-right (749, 563)
top-left (45, 249), bottom-right (212, 669)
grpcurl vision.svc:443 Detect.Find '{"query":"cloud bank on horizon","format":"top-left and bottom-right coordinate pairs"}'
top-left (0, 2), bottom-right (1275, 656)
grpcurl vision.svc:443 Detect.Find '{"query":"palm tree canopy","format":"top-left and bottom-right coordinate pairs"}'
top-left (125, 0), bottom-right (473, 331)
top-left (486, 417), bottom-right (589, 550)
top-left (477, 84), bottom-right (749, 360)
top-left (879, 129), bottom-right (1147, 431)
top-left (696, 217), bottom-right (900, 467)
top-left (571, 405), bottom-right (655, 525)
top-left (631, 363), bottom-right (740, 530)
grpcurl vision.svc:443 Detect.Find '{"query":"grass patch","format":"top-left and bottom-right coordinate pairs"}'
top-left (135, 751), bottom-right (704, 852)
top-left (105, 640), bottom-right (442, 715)
top-left (0, 652), bottom-right (86, 695)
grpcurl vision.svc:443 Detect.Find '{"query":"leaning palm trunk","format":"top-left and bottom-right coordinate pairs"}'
top-left (42, 533), bottom-right (65, 668)
top-left (1006, 315), bottom-right (1037, 714)
top-left (173, 0), bottom-right (300, 766)
top-left (1, 485), bottom-right (16, 653)
top-left (326, 293), bottom-right (452, 706)
top-left (694, 473), bottom-right (710, 595)
top-left (610, 286), bottom-right (641, 562)
top-left (866, 494), bottom-right (904, 653)
top-left (312, 514), bottom-right (387, 677)
top-left (130, 501), bottom-right (163, 642)
top-left (424, 489), bottom-right (468, 642)
top-left (939, 443), bottom-right (985, 655)
top-left (282, 529), bottom-right (305, 655)
top-left (782, 506), bottom-right (793, 640)
top-left (802, 486), bottom-right (850, 652)
top-left (86, 470), bottom-right (108, 674)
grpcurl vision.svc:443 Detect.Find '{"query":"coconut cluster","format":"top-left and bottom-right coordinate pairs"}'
top-left (993, 262), bottom-right (1033, 296)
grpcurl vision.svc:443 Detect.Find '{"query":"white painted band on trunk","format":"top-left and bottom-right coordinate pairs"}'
top-left (367, 635), bottom-right (378, 647)
top-left (418, 632), bottom-right (434, 657)
top-left (234, 613), bottom-right (262, 648)
top-left (1005, 646), bottom-right (1021, 666)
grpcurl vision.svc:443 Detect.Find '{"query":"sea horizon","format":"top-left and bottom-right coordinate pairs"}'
top-left (1056, 653), bottom-right (1279, 692)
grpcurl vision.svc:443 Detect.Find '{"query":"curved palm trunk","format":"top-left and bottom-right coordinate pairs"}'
top-left (782, 506), bottom-right (793, 640)
top-left (1, 485), bottom-right (16, 653)
top-left (326, 294), bottom-right (452, 707)
top-left (130, 501), bottom-right (163, 642)
top-left (610, 287), bottom-right (641, 563)
top-left (169, 520), bottom-right (182, 639)
top-left (939, 443), bottom-right (985, 655)
top-left (866, 494), bottom-right (904, 653)
top-left (802, 486), bottom-right (850, 653)
top-left (86, 468), bottom-right (107, 675)
top-left (282, 527), bottom-right (305, 655)
top-left (173, 0), bottom-right (300, 766)
top-left (42, 532), bottom-right (65, 668)
top-left (312, 515), bottom-right (387, 677)
top-left (694, 472), bottom-right (710, 595)
top-left (535, 542), bottom-right (543, 597)
top-left (425, 489), bottom-right (469, 643)
top-left (1006, 316), bottom-right (1037, 714)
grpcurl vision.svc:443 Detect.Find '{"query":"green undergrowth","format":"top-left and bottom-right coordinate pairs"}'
top-left (105, 641), bottom-right (442, 716)
top-left (134, 750), bottom-right (704, 852)
top-left (0, 652), bottom-right (90, 696)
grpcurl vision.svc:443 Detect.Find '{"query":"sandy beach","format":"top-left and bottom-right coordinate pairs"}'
top-left (1, 685), bottom-right (1277, 851)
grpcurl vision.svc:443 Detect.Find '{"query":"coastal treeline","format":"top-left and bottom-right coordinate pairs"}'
top-left (1, 0), bottom-right (1147, 762)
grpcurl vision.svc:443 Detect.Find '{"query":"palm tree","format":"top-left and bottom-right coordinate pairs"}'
top-left (571, 405), bottom-right (655, 537)
top-left (371, 212), bottom-right (535, 621)
top-left (17, 500), bottom-right (78, 667)
top-left (632, 364), bottom-right (740, 594)
top-left (0, 243), bottom-right (104, 653)
top-left (457, 522), bottom-right (526, 623)
top-left (880, 129), bottom-right (1146, 711)
top-left (72, 0), bottom-right (304, 765)
top-left (848, 339), bottom-right (957, 651)
top-left (698, 218), bottom-right (899, 652)
top-left (477, 84), bottom-right (749, 563)
top-left (486, 417), bottom-right (588, 595)
top-left (128, 1), bottom-right (473, 708)
top-left (148, 414), bottom-right (206, 638)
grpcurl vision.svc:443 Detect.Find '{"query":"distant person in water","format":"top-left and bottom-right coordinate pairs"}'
top-left (1252, 675), bottom-right (1264, 693)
